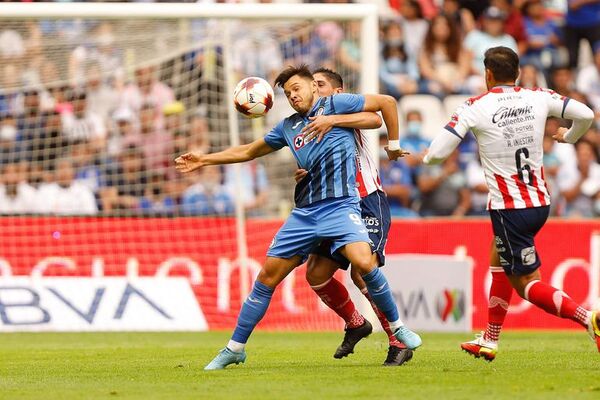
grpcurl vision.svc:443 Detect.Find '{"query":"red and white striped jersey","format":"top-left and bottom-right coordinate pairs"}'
top-left (354, 129), bottom-right (383, 198)
top-left (445, 86), bottom-right (568, 210)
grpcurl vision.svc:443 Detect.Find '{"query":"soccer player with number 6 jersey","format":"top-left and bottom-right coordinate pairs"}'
top-left (424, 46), bottom-right (600, 361)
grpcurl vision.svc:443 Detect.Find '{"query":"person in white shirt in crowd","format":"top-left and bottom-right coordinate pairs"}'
top-left (120, 65), bottom-right (174, 126)
top-left (557, 139), bottom-right (600, 217)
top-left (576, 42), bottom-right (600, 112)
top-left (107, 107), bottom-right (140, 158)
top-left (61, 91), bottom-right (106, 149)
top-left (0, 162), bottom-right (38, 214)
top-left (36, 158), bottom-right (98, 215)
top-left (85, 63), bottom-right (119, 121)
top-left (399, 0), bottom-right (429, 61)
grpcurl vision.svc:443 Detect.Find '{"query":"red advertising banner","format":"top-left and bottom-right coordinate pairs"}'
top-left (1, 217), bottom-right (598, 331)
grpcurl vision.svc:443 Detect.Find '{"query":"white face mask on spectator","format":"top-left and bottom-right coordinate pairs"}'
top-left (406, 121), bottom-right (422, 137)
top-left (0, 124), bottom-right (16, 141)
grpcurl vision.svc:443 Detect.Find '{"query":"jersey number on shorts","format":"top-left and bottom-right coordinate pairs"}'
top-left (515, 148), bottom-right (532, 185)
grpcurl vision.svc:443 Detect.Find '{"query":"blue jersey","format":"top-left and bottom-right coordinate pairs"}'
top-left (264, 93), bottom-right (365, 207)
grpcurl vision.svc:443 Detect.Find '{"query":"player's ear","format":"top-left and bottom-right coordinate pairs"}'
top-left (311, 80), bottom-right (318, 93)
top-left (335, 88), bottom-right (343, 94)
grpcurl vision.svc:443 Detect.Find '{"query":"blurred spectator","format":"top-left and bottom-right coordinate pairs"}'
top-left (187, 114), bottom-right (211, 154)
top-left (163, 101), bottom-right (186, 137)
top-left (139, 172), bottom-right (176, 216)
top-left (521, 0), bottom-right (562, 72)
top-left (557, 139), bottom-right (600, 217)
top-left (69, 22), bottom-right (123, 86)
top-left (518, 63), bottom-right (545, 88)
top-left (380, 24), bottom-right (419, 99)
top-left (0, 162), bottom-right (37, 214)
top-left (492, 0), bottom-right (527, 52)
top-left (281, 23), bottom-right (331, 69)
top-left (61, 91), bottom-right (107, 147)
top-left (120, 65), bottom-right (175, 122)
top-left (419, 14), bottom-right (472, 97)
top-left (400, 0), bottom-right (429, 60)
top-left (549, 65), bottom-right (578, 97)
top-left (465, 158), bottom-right (489, 215)
top-left (464, 7), bottom-right (518, 91)
top-left (400, 110), bottom-right (430, 169)
top-left (138, 102), bottom-right (171, 171)
top-left (338, 21), bottom-right (361, 77)
top-left (564, 0), bottom-right (600, 68)
top-left (417, 150), bottom-right (471, 217)
top-left (101, 145), bottom-right (148, 214)
top-left (542, 134), bottom-right (562, 215)
top-left (575, 44), bottom-right (600, 111)
top-left (181, 166), bottom-right (235, 216)
top-left (441, 0), bottom-right (477, 35)
top-left (36, 158), bottom-right (98, 215)
top-left (0, 28), bottom-right (24, 60)
top-left (0, 112), bottom-right (19, 165)
top-left (379, 147), bottom-right (418, 217)
top-left (70, 140), bottom-right (103, 194)
top-left (224, 160), bottom-right (269, 215)
top-left (86, 63), bottom-right (119, 121)
top-left (107, 107), bottom-right (140, 158)
top-left (232, 27), bottom-right (283, 83)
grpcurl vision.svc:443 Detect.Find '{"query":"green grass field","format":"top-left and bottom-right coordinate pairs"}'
top-left (1, 331), bottom-right (598, 400)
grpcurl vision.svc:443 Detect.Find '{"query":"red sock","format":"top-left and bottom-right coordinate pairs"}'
top-left (484, 268), bottom-right (513, 342)
top-left (525, 280), bottom-right (590, 328)
top-left (361, 288), bottom-right (404, 348)
top-left (312, 278), bottom-right (365, 328)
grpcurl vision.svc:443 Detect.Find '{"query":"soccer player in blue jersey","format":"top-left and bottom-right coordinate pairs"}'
top-left (175, 65), bottom-right (421, 370)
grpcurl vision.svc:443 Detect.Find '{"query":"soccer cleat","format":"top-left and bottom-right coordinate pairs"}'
top-left (461, 332), bottom-right (498, 362)
top-left (393, 326), bottom-right (422, 350)
top-left (204, 347), bottom-right (247, 370)
top-left (382, 345), bottom-right (413, 367)
top-left (334, 319), bottom-right (373, 359)
top-left (587, 311), bottom-right (600, 352)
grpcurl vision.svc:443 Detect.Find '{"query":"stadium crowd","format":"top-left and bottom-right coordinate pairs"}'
top-left (0, 0), bottom-right (599, 218)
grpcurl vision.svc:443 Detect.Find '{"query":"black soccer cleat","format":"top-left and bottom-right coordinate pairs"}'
top-left (383, 345), bottom-right (413, 366)
top-left (334, 319), bottom-right (373, 359)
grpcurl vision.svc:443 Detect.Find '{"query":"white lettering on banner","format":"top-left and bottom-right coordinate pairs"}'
top-left (0, 259), bottom-right (12, 277)
top-left (217, 257), bottom-right (261, 312)
top-left (155, 257), bottom-right (203, 285)
top-left (347, 254), bottom-right (473, 332)
top-left (0, 277), bottom-right (207, 332)
top-left (31, 257), bottom-right (76, 278)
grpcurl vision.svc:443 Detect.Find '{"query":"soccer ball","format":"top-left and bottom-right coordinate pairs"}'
top-left (233, 77), bottom-right (274, 118)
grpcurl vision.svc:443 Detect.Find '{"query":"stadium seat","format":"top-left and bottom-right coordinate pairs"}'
top-left (443, 95), bottom-right (472, 118)
top-left (398, 95), bottom-right (445, 141)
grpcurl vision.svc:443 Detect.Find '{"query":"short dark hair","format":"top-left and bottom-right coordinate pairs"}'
top-left (274, 64), bottom-right (313, 88)
top-left (312, 67), bottom-right (343, 89)
top-left (484, 46), bottom-right (520, 82)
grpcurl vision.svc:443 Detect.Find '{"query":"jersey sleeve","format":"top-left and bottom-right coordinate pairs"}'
top-left (263, 120), bottom-right (287, 150)
top-left (543, 88), bottom-right (571, 119)
top-left (444, 101), bottom-right (476, 139)
top-left (331, 93), bottom-right (365, 114)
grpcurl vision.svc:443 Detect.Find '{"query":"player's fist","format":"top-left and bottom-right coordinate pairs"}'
top-left (552, 127), bottom-right (569, 143)
top-left (384, 146), bottom-right (410, 161)
top-left (175, 152), bottom-right (206, 173)
top-left (294, 168), bottom-right (308, 183)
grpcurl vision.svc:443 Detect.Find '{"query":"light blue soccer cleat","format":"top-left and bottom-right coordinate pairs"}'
top-left (394, 326), bottom-right (422, 350)
top-left (204, 348), bottom-right (247, 370)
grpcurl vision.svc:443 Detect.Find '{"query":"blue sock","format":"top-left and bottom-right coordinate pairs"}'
top-left (231, 281), bottom-right (274, 345)
top-left (362, 268), bottom-right (399, 324)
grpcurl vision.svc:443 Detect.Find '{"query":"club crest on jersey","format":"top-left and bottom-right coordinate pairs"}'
top-left (293, 133), bottom-right (305, 150)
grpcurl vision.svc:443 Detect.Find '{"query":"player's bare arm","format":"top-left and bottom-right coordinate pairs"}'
top-left (362, 94), bottom-right (409, 160)
top-left (302, 112), bottom-right (382, 143)
top-left (175, 138), bottom-right (275, 173)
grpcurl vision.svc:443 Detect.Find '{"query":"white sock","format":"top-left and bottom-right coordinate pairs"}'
top-left (227, 340), bottom-right (245, 353)
top-left (389, 319), bottom-right (404, 332)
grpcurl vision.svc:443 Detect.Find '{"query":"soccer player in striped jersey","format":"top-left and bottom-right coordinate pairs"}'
top-left (294, 68), bottom-right (414, 366)
top-left (176, 65), bottom-right (420, 370)
top-left (424, 46), bottom-right (600, 361)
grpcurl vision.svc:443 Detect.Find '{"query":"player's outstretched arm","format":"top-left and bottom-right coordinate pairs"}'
top-left (551, 99), bottom-right (594, 144)
top-left (174, 138), bottom-right (275, 173)
top-left (302, 112), bottom-right (382, 143)
top-left (423, 129), bottom-right (462, 165)
top-left (362, 94), bottom-right (411, 160)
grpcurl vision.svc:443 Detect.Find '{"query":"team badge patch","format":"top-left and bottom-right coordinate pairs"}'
top-left (521, 246), bottom-right (536, 266)
top-left (293, 133), bottom-right (304, 150)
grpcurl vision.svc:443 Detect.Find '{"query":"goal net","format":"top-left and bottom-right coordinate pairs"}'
top-left (0, 3), bottom-right (379, 332)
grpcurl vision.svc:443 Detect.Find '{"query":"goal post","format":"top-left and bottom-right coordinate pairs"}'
top-left (0, 2), bottom-right (379, 331)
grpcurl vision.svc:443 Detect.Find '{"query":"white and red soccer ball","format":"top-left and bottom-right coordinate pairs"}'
top-left (233, 77), bottom-right (274, 118)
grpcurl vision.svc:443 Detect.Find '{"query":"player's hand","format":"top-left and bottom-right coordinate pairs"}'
top-left (294, 168), bottom-right (308, 183)
top-left (302, 115), bottom-right (334, 143)
top-left (174, 152), bottom-right (206, 173)
top-left (552, 127), bottom-right (569, 143)
top-left (384, 146), bottom-right (410, 161)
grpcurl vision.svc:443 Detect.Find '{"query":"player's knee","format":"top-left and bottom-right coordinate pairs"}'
top-left (352, 259), bottom-right (375, 276)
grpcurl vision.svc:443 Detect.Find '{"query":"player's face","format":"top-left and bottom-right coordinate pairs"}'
top-left (314, 73), bottom-right (343, 96)
top-left (283, 75), bottom-right (318, 114)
